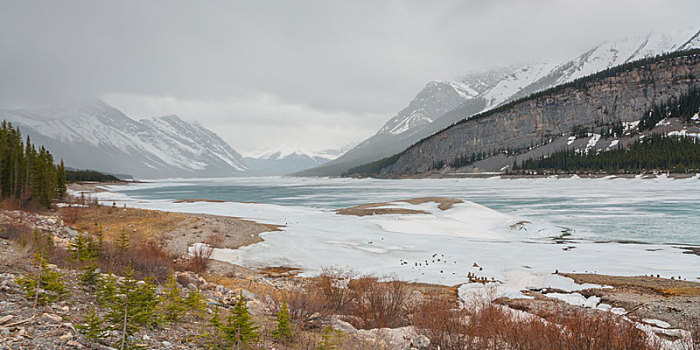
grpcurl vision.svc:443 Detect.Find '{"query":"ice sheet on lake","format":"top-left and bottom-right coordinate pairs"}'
top-left (83, 177), bottom-right (700, 301)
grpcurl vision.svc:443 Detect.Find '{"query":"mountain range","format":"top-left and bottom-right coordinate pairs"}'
top-left (0, 99), bottom-right (349, 178)
top-left (0, 99), bottom-right (248, 178)
top-left (297, 27), bottom-right (700, 176)
top-left (242, 148), bottom-right (346, 176)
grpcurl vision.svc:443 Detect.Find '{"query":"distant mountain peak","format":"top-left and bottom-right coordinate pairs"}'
top-left (0, 101), bottom-right (247, 178)
top-left (299, 26), bottom-right (700, 177)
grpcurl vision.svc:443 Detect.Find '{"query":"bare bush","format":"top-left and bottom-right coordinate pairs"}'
top-left (187, 244), bottom-right (213, 274)
top-left (60, 206), bottom-right (81, 225)
top-left (275, 287), bottom-right (328, 330)
top-left (413, 299), bottom-right (655, 350)
top-left (203, 232), bottom-right (224, 248)
top-left (98, 238), bottom-right (176, 282)
top-left (0, 198), bottom-right (20, 210)
top-left (349, 277), bottom-right (410, 329)
top-left (412, 296), bottom-right (471, 350)
top-left (0, 222), bottom-right (33, 240)
top-left (311, 268), bottom-right (356, 314)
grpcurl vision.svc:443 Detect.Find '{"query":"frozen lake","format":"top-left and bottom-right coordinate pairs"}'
top-left (91, 175), bottom-right (700, 297)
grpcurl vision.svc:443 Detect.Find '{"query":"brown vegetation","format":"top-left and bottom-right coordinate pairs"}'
top-left (187, 244), bottom-right (214, 274)
top-left (413, 297), bottom-right (655, 350)
top-left (68, 205), bottom-right (187, 242)
top-left (563, 273), bottom-right (700, 297)
top-left (335, 197), bottom-right (463, 216)
top-left (60, 206), bottom-right (81, 225)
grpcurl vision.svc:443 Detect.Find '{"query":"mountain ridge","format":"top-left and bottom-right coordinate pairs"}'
top-left (0, 99), bottom-right (247, 178)
top-left (356, 50), bottom-right (700, 177)
top-left (297, 27), bottom-right (700, 176)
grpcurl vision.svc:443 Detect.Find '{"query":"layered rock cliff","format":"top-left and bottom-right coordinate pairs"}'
top-left (375, 51), bottom-right (700, 176)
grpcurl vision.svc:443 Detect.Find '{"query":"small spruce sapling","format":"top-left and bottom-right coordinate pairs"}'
top-left (16, 250), bottom-right (66, 306)
top-left (220, 294), bottom-right (259, 346)
top-left (184, 288), bottom-right (207, 318)
top-left (77, 308), bottom-right (105, 341)
top-left (161, 272), bottom-right (186, 322)
top-left (271, 300), bottom-right (294, 342)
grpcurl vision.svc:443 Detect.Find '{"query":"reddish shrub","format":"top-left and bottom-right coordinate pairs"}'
top-left (187, 244), bottom-right (213, 275)
top-left (60, 206), bottom-right (81, 225)
top-left (349, 277), bottom-right (410, 329)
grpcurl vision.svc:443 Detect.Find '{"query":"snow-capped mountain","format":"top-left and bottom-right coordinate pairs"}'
top-left (298, 27), bottom-right (700, 176)
top-left (242, 148), bottom-right (345, 176)
top-left (0, 99), bottom-right (247, 178)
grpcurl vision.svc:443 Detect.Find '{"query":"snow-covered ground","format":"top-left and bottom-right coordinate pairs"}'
top-left (82, 176), bottom-right (700, 302)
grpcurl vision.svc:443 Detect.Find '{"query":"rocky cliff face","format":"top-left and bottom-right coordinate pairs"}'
top-left (301, 28), bottom-right (700, 176)
top-left (380, 53), bottom-right (700, 176)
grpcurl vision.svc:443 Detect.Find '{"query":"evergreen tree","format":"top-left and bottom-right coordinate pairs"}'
top-left (16, 251), bottom-right (66, 306)
top-left (271, 301), bottom-right (294, 342)
top-left (220, 294), bottom-right (259, 347)
top-left (161, 272), bottom-right (186, 322)
top-left (0, 121), bottom-right (65, 208)
top-left (77, 308), bottom-right (106, 341)
top-left (104, 266), bottom-right (160, 349)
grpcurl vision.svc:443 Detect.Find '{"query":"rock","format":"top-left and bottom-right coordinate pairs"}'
top-left (42, 312), bottom-right (62, 323)
top-left (162, 341), bottom-right (172, 347)
top-left (239, 289), bottom-right (258, 300)
top-left (412, 335), bottom-right (430, 350)
top-left (59, 332), bottom-right (73, 341)
top-left (67, 340), bottom-right (83, 348)
top-left (142, 334), bottom-right (150, 341)
top-left (215, 284), bottom-right (229, 294)
top-left (331, 318), bottom-right (357, 333)
top-left (14, 327), bottom-right (26, 337)
top-left (177, 272), bottom-right (202, 288)
top-left (0, 315), bottom-right (12, 325)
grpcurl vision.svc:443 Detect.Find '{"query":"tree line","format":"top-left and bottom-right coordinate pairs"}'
top-left (66, 169), bottom-right (120, 183)
top-left (639, 86), bottom-right (700, 130)
top-left (512, 134), bottom-right (700, 174)
top-left (0, 121), bottom-right (66, 207)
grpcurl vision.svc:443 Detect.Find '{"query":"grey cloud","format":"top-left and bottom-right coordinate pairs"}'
top-left (1, 0), bottom-right (698, 152)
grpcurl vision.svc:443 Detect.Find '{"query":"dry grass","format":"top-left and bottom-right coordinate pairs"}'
top-left (187, 244), bottom-right (213, 274)
top-left (401, 197), bottom-right (464, 210)
top-left (335, 202), bottom-right (429, 216)
top-left (68, 206), bottom-right (187, 242)
top-left (563, 273), bottom-right (700, 297)
top-left (60, 206), bottom-right (81, 225)
top-left (335, 197), bottom-right (463, 216)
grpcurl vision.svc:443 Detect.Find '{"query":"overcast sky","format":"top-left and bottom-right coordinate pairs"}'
top-left (1, 1), bottom-right (698, 154)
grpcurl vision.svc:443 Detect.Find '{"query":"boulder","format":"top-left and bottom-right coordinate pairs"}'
top-left (412, 335), bottom-right (430, 350)
top-left (177, 272), bottom-right (202, 288)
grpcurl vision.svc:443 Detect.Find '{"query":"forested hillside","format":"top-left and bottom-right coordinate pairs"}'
top-left (513, 135), bottom-right (700, 174)
top-left (346, 50), bottom-right (700, 177)
top-left (0, 121), bottom-right (66, 207)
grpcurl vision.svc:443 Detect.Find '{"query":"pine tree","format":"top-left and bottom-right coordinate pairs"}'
top-left (104, 266), bottom-right (160, 349)
top-left (220, 294), bottom-right (259, 347)
top-left (161, 272), bottom-right (186, 322)
top-left (80, 262), bottom-right (101, 289)
top-left (271, 301), bottom-right (294, 342)
top-left (77, 308), bottom-right (105, 341)
top-left (184, 288), bottom-right (206, 318)
top-left (16, 251), bottom-right (66, 307)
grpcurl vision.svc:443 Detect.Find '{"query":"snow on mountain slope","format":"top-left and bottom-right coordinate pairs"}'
top-left (299, 27), bottom-right (700, 176)
top-left (243, 148), bottom-right (346, 176)
top-left (0, 99), bottom-right (246, 178)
